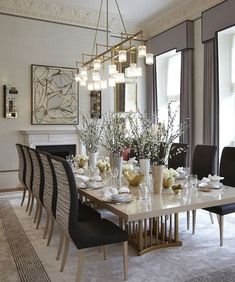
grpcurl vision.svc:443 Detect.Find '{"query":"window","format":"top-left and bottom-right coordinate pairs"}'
top-left (156, 49), bottom-right (181, 132)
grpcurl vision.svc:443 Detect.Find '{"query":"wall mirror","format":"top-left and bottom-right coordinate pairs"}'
top-left (115, 80), bottom-right (137, 112)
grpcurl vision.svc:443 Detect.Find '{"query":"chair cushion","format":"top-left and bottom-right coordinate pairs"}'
top-left (70, 218), bottom-right (128, 249)
top-left (204, 203), bottom-right (235, 215)
top-left (78, 201), bottom-right (101, 222)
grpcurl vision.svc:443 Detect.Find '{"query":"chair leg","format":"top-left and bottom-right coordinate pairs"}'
top-left (36, 204), bottom-right (43, 229)
top-left (209, 212), bottom-right (214, 224)
top-left (186, 211), bottom-right (190, 230)
top-left (26, 191), bottom-right (31, 212)
top-left (47, 218), bottom-right (55, 247)
top-left (218, 215), bottom-right (224, 247)
top-left (21, 187), bottom-right (27, 206)
top-left (192, 210), bottom-right (196, 234)
top-left (33, 200), bottom-right (39, 222)
top-left (76, 249), bottom-right (84, 282)
top-left (56, 232), bottom-right (64, 260)
top-left (103, 245), bottom-right (107, 260)
top-left (123, 241), bottom-right (128, 281)
top-left (60, 236), bottom-right (70, 272)
top-left (29, 195), bottom-right (34, 216)
top-left (43, 212), bottom-right (50, 239)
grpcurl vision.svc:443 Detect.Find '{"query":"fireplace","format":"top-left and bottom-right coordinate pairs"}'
top-left (20, 129), bottom-right (85, 156)
top-left (36, 144), bottom-right (76, 159)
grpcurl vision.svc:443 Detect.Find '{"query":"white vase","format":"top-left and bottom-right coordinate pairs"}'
top-left (152, 165), bottom-right (165, 194)
top-left (139, 158), bottom-right (150, 179)
top-left (88, 152), bottom-right (98, 168)
top-left (113, 156), bottom-right (123, 180)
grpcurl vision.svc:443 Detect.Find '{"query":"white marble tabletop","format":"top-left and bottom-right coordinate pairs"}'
top-left (78, 185), bottom-right (235, 222)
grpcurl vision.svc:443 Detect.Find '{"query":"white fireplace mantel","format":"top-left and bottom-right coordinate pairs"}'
top-left (20, 130), bottom-right (83, 154)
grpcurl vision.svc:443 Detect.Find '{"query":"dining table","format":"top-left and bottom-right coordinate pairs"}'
top-left (77, 177), bottom-right (235, 255)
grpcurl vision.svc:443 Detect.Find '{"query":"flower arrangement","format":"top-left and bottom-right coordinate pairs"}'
top-left (102, 112), bottom-right (130, 157)
top-left (151, 102), bottom-right (188, 166)
top-left (97, 159), bottom-right (110, 173)
top-left (122, 162), bottom-right (134, 172)
top-left (74, 155), bottom-right (88, 168)
top-left (75, 115), bottom-right (103, 153)
top-left (127, 111), bottom-right (157, 159)
top-left (163, 168), bottom-right (179, 188)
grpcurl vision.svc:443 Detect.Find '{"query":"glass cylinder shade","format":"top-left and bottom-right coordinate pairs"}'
top-left (109, 77), bottom-right (116, 87)
top-left (80, 80), bottom-right (86, 87)
top-left (138, 45), bottom-right (146, 58)
top-left (94, 81), bottom-right (101, 90)
top-left (101, 80), bottom-right (107, 89)
top-left (109, 64), bottom-right (117, 75)
top-left (118, 50), bottom-right (127, 62)
top-left (74, 73), bottom-right (81, 82)
top-left (92, 71), bottom-right (100, 81)
top-left (80, 67), bottom-right (88, 76)
top-left (115, 73), bottom-right (125, 83)
top-left (146, 53), bottom-right (154, 65)
top-left (93, 59), bottom-right (101, 70)
top-left (88, 82), bottom-right (94, 91)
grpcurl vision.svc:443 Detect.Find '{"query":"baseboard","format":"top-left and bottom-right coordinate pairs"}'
top-left (0, 187), bottom-right (23, 193)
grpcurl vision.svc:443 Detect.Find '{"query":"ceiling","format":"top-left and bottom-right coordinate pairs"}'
top-left (54, 0), bottom-right (188, 25)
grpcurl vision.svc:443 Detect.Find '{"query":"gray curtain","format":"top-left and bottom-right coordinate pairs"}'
top-left (203, 38), bottom-right (219, 171)
top-left (146, 62), bottom-right (157, 118)
top-left (180, 49), bottom-right (194, 165)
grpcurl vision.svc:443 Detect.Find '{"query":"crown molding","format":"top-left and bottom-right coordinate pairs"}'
top-left (144, 0), bottom-right (225, 38)
top-left (0, 0), bottom-right (137, 33)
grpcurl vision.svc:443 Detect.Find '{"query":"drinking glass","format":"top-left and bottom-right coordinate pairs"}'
top-left (111, 167), bottom-right (119, 188)
top-left (190, 174), bottom-right (198, 187)
top-left (183, 167), bottom-right (190, 187)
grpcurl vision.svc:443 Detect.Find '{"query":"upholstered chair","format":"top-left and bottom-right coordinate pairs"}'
top-left (168, 143), bottom-right (188, 169)
top-left (51, 155), bottom-right (128, 281)
top-left (22, 146), bottom-right (34, 213)
top-left (191, 144), bottom-right (217, 233)
top-left (204, 147), bottom-right (235, 246)
top-left (38, 150), bottom-right (57, 244)
top-left (28, 147), bottom-right (45, 228)
top-left (16, 144), bottom-right (27, 206)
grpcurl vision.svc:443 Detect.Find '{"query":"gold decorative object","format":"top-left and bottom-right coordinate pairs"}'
top-left (172, 184), bottom-right (182, 194)
top-left (98, 165), bottom-right (106, 173)
top-left (123, 171), bottom-right (144, 186)
top-left (163, 177), bottom-right (175, 188)
top-left (77, 159), bottom-right (87, 168)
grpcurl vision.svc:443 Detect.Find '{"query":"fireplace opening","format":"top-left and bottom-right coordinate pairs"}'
top-left (36, 144), bottom-right (76, 159)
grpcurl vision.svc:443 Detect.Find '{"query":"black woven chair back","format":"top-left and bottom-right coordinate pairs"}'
top-left (192, 144), bottom-right (217, 180)
top-left (22, 146), bottom-right (34, 193)
top-left (220, 147), bottom-right (235, 187)
top-left (28, 147), bottom-right (45, 204)
top-left (16, 144), bottom-right (26, 186)
top-left (168, 143), bottom-right (188, 169)
top-left (39, 151), bottom-right (57, 218)
top-left (51, 155), bottom-right (78, 236)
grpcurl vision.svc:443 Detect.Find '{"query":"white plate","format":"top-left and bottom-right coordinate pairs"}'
top-left (111, 194), bottom-right (133, 203)
top-left (79, 182), bottom-right (103, 189)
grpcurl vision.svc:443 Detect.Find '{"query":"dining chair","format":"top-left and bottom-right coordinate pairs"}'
top-left (203, 147), bottom-right (235, 246)
top-left (51, 155), bottom-right (128, 281)
top-left (191, 144), bottom-right (217, 233)
top-left (38, 150), bottom-right (58, 243)
top-left (16, 144), bottom-right (27, 206)
top-left (168, 143), bottom-right (188, 170)
top-left (28, 147), bottom-right (45, 228)
top-left (22, 146), bottom-right (34, 214)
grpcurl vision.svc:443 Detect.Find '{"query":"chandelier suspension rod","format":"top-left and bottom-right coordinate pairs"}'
top-left (92, 0), bottom-right (104, 56)
top-left (106, 0), bottom-right (109, 50)
top-left (82, 30), bottom-right (143, 67)
top-left (114, 0), bottom-right (127, 35)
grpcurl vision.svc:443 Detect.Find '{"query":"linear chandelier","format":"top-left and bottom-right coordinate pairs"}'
top-left (75, 0), bottom-right (154, 91)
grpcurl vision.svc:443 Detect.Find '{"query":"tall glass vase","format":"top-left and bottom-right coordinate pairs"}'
top-left (152, 165), bottom-right (165, 194)
top-left (88, 152), bottom-right (98, 168)
top-left (113, 156), bottom-right (123, 180)
top-left (139, 158), bottom-right (150, 179)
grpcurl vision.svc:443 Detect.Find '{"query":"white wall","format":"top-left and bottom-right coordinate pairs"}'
top-left (0, 14), bottom-right (146, 189)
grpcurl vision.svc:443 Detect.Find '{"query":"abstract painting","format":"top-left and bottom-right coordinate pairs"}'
top-left (31, 65), bottom-right (78, 124)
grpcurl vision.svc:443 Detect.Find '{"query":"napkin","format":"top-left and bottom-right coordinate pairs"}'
top-left (208, 174), bottom-right (224, 181)
top-left (103, 187), bottom-right (118, 198)
top-left (90, 175), bottom-right (102, 182)
top-left (119, 187), bottom-right (130, 193)
top-left (77, 168), bottom-right (85, 175)
top-left (76, 175), bottom-right (89, 182)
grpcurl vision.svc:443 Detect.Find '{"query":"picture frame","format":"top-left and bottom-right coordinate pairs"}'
top-left (31, 64), bottom-right (79, 125)
top-left (90, 91), bottom-right (102, 118)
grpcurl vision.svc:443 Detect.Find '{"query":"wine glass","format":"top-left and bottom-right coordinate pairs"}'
top-left (183, 167), bottom-right (190, 187)
top-left (111, 167), bottom-right (119, 188)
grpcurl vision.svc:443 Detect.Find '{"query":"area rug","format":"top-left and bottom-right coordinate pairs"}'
top-left (1, 193), bottom-right (235, 282)
top-left (0, 199), bottom-right (51, 282)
